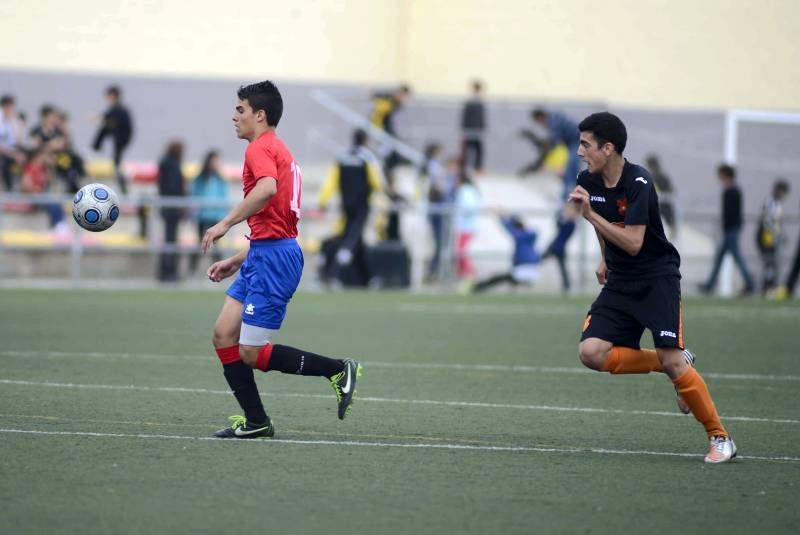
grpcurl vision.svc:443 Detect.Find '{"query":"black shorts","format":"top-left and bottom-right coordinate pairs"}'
top-left (581, 275), bottom-right (684, 349)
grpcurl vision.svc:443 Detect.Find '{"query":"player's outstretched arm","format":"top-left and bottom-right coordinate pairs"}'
top-left (202, 177), bottom-right (278, 252)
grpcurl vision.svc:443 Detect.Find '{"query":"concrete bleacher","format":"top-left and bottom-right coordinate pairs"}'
top-left (1, 156), bottom-right (723, 292)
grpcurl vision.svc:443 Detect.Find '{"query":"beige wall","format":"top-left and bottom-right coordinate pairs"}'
top-left (0, 0), bottom-right (405, 84)
top-left (404, 0), bottom-right (800, 110)
top-left (1, 0), bottom-right (798, 109)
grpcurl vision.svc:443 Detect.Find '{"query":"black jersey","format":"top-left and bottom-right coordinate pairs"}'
top-left (577, 160), bottom-right (680, 279)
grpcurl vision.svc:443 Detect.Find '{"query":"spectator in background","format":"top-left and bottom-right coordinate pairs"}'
top-left (93, 85), bottom-right (133, 195)
top-left (473, 213), bottom-right (540, 293)
top-left (0, 94), bottom-right (27, 191)
top-left (29, 104), bottom-right (66, 154)
top-left (20, 147), bottom-right (65, 231)
top-left (157, 140), bottom-right (186, 282)
top-left (540, 201), bottom-right (578, 294)
top-left (52, 111), bottom-right (85, 194)
top-left (756, 179), bottom-right (790, 296)
top-left (454, 171), bottom-right (480, 286)
top-left (318, 129), bottom-right (383, 286)
top-left (645, 154), bottom-right (676, 237)
top-left (420, 144), bottom-right (453, 282)
top-left (370, 84), bottom-right (411, 241)
top-left (519, 108), bottom-right (581, 201)
top-left (189, 150), bottom-right (229, 275)
top-left (698, 164), bottom-right (755, 296)
top-left (460, 79), bottom-right (486, 174)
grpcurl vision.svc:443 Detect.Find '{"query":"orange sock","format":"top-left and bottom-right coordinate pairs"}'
top-left (602, 347), bottom-right (664, 374)
top-left (672, 367), bottom-right (728, 438)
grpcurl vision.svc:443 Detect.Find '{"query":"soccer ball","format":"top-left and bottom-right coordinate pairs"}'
top-left (72, 183), bottom-right (120, 232)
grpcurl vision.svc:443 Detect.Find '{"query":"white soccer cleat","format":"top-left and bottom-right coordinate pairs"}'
top-left (675, 349), bottom-right (695, 415)
top-left (705, 436), bottom-right (737, 463)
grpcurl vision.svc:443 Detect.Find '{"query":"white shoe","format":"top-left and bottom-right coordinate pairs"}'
top-left (705, 436), bottom-right (737, 463)
top-left (675, 349), bottom-right (695, 415)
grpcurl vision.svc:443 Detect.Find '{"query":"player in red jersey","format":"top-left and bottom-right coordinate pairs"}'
top-left (201, 81), bottom-right (362, 439)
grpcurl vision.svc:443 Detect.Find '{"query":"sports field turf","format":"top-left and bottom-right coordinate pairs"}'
top-left (1, 288), bottom-right (798, 534)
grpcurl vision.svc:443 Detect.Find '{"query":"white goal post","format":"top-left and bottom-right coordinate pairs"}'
top-left (717, 109), bottom-right (800, 295)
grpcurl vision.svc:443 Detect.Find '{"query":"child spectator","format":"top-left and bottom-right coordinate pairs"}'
top-left (473, 212), bottom-right (540, 293)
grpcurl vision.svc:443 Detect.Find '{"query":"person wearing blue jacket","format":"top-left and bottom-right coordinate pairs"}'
top-left (189, 150), bottom-right (229, 274)
top-left (473, 213), bottom-right (540, 292)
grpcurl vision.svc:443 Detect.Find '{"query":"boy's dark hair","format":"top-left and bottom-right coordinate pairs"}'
top-left (352, 128), bottom-right (368, 147)
top-left (40, 104), bottom-right (55, 118)
top-left (717, 164), bottom-right (736, 179)
top-left (508, 215), bottom-right (525, 229)
top-left (0, 94), bottom-right (14, 107)
top-left (774, 179), bottom-right (790, 195)
top-left (532, 107), bottom-right (547, 121)
top-left (578, 112), bottom-right (627, 154)
top-left (237, 80), bottom-right (283, 127)
top-left (106, 85), bottom-right (121, 99)
top-left (471, 79), bottom-right (483, 93)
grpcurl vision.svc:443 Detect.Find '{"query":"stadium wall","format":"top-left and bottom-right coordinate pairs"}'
top-left (1, 0), bottom-right (798, 110)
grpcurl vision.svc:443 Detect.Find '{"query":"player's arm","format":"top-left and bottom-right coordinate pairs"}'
top-left (569, 186), bottom-right (645, 256)
top-left (202, 177), bottom-right (277, 252)
top-left (594, 229), bottom-right (609, 285)
top-left (207, 247), bottom-right (248, 283)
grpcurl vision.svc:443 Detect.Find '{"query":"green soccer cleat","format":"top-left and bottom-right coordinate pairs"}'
top-left (213, 415), bottom-right (274, 439)
top-left (330, 359), bottom-right (363, 420)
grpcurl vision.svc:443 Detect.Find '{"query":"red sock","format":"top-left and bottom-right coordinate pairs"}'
top-left (215, 345), bottom-right (240, 365)
top-left (254, 344), bottom-right (274, 372)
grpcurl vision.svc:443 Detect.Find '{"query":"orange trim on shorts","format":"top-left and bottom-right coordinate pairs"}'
top-left (678, 300), bottom-right (684, 349)
top-left (582, 314), bottom-right (592, 333)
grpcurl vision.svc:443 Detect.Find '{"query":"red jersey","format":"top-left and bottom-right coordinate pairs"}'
top-left (242, 130), bottom-right (302, 240)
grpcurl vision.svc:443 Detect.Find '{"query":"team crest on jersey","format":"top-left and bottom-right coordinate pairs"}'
top-left (617, 198), bottom-right (628, 216)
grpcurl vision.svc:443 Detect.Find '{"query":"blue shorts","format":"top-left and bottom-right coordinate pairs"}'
top-left (226, 238), bottom-right (304, 329)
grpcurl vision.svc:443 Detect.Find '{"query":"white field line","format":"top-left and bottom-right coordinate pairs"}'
top-left (1, 378), bottom-right (797, 426)
top-left (1, 428), bottom-right (798, 463)
top-left (2, 350), bottom-right (799, 382)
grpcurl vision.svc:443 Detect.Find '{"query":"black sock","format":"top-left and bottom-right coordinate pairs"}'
top-left (222, 361), bottom-right (268, 425)
top-left (268, 344), bottom-right (344, 379)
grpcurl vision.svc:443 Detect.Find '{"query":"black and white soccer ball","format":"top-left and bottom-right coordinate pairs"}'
top-left (72, 183), bottom-right (120, 232)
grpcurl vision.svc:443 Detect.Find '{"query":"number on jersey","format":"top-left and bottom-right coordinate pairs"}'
top-left (290, 161), bottom-right (302, 218)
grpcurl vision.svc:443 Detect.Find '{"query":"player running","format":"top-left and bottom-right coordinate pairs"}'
top-left (568, 112), bottom-right (736, 463)
top-left (202, 80), bottom-right (362, 439)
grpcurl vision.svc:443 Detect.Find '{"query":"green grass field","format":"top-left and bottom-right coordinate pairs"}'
top-left (1, 288), bottom-right (798, 534)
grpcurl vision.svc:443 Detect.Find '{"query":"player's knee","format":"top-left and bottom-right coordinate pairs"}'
top-left (212, 323), bottom-right (238, 349)
top-left (238, 346), bottom-right (258, 367)
top-left (578, 341), bottom-right (606, 371)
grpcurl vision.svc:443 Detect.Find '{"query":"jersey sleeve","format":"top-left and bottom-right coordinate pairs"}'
top-left (245, 143), bottom-right (278, 181)
top-left (624, 170), bottom-right (653, 226)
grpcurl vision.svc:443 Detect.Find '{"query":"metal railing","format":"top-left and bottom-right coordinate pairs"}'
top-left (1, 192), bottom-right (798, 294)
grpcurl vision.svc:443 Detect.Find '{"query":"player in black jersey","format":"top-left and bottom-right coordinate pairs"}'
top-left (568, 112), bottom-right (736, 463)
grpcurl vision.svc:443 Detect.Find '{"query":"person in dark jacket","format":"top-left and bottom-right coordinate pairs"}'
top-left (157, 140), bottom-right (186, 282)
top-left (460, 80), bottom-right (486, 174)
top-left (369, 85), bottom-right (410, 240)
top-left (698, 164), bottom-right (755, 295)
top-left (318, 129), bottom-right (383, 286)
top-left (93, 85), bottom-right (133, 195)
top-left (473, 213), bottom-right (540, 292)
